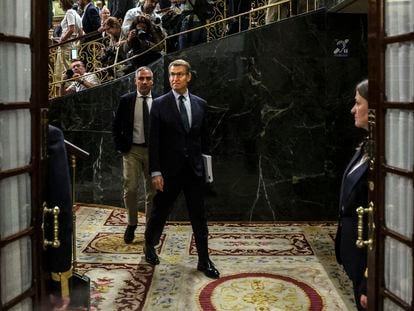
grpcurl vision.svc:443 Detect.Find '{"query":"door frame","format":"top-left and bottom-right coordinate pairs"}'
top-left (0, 0), bottom-right (49, 309)
top-left (367, 0), bottom-right (414, 309)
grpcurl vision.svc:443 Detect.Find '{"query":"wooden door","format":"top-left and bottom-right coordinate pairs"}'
top-left (0, 0), bottom-right (49, 309)
top-left (367, 0), bottom-right (414, 309)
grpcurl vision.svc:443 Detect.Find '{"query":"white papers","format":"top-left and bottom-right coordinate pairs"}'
top-left (201, 154), bottom-right (213, 183)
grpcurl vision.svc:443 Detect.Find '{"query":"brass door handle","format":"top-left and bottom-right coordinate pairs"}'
top-left (42, 202), bottom-right (61, 249)
top-left (356, 201), bottom-right (375, 250)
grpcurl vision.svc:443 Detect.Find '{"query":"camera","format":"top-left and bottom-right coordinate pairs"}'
top-left (100, 46), bottom-right (116, 65)
top-left (135, 29), bottom-right (150, 41)
top-left (66, 69), bottom-right (74, 79)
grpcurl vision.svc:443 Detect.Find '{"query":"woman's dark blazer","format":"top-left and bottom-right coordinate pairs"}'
top-left (335, 143), bottom-right (368, 296)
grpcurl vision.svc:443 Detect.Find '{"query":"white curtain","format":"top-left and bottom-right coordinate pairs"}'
top-left (385, 0), bottom-right (413, 37)
top-left (384, 297), bottom-right (406, 311)
top-left (0, 0), bottom-right (32, 309)
top-left (383, 0), bottom-right (414, 307)
top-left (384, 237), bottom-right (413, 304)
top-left (0, 43), bottom-right (31, 103)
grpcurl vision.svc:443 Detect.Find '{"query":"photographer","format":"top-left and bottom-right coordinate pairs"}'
top-left (121, 0), bottom-right (161, 37)
top-left (60, 59), bottom-right (100, 96)
top-left (125, 15), bottom-right (166, 69)
top-left (99, 17), bottom-right (127, 64)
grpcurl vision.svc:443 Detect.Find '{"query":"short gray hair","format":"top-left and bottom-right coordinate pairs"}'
top-left (135, 66), bottom-right (153, 76)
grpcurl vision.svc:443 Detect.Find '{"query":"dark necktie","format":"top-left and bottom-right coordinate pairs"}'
top-left (178, 95), bottom-right (190, 132)
top-left (142, 96), bottom-right (149, 143)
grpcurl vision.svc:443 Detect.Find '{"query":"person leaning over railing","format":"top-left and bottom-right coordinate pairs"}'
top-left (60, 59), bottom-right (100, 96)
top-left (121, 0), bottom-right (161, 37)
top-left (124, 15), bottom-right (167, 70)
top-left (54, 0), bottom-right (84, 85)
top-left (98, 17), bottom-right (134, 76)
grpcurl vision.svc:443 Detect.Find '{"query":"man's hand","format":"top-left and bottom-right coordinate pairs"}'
top-left (127, 29), bottom-right (136, 44)
top-left (360, 294), bottom-right (367, 309)
top-left (49, 294), bottom-right (70, 311)
top-left (152, 175), bottom-right (164, 192)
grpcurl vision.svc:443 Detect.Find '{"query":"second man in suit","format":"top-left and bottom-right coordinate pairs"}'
top-left (113, 66), bottom-right (155, 244)
top-left (144, 59), bottom-right (220, 279)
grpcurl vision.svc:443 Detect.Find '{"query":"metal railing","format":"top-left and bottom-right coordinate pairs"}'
top-left (48, 0), bottom-right (319, 99)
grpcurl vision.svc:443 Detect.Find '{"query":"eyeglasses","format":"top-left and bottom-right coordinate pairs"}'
top-left (169, 72), bottom-right (188, 78)
top-left (71, 63), bottom-right (83, 69)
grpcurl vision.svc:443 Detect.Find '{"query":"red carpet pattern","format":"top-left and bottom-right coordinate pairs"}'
top-left (199, 273), bottom-right (324, 310)
top-left (192, 232), bottom-right (314, 256)
top-left (74, 205), bottom-right (356, 310)
top-left (75, 262), bottom-right (153, 310)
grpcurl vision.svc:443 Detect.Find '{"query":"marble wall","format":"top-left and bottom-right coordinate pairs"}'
top-left (49, 10), bottom-right (367, 221)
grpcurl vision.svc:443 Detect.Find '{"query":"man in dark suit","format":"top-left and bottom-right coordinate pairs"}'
top-left (79, 0), bottom-right (101, 36)
top-left (43, 125), bottom-right (73, 309)
top-left (144, 59), bottom-right (220, 279)
top-left (113, 66), bottom-right (155, 244)
top-left (108, 0), bottom-right (135, 19)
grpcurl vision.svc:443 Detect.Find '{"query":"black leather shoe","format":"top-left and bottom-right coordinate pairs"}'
top-left (197, 259), bottom-right (220, 279)
top-left (124, 225), bottom-right (137, 244)
top-left (143, 245), bottom-right (160, 265)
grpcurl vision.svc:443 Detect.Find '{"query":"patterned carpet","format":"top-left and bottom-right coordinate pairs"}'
top-left (73, 204), bottom-right (356, 311)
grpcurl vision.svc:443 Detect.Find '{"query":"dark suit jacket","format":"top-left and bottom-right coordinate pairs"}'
top-left (43, 125), bottom-right (73, 273)
top-left (149, 90), bottom-right (209, 177)
top-left (81, 2), bottom-right (100, 36)
top-left (109, 0), bottom-right (134, 19)
top-left (112, 91), bottom-right (152, 153)
top-left (335, 143), bottom-right (368, 292)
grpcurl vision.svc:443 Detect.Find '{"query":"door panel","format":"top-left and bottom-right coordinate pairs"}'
top-left (0, 0), bottom-right (48, 309)
top-left (0, 174), bottom-right (32, 237)
top-left (384, 173), bottom-right (413, 238)
top-left (384, 237), bottom-right (412, 303)
top-left (384, 43), bottom-right (414, 103)
top-left (383, 298), bottom-right (406, 311)
top-left (0, 0), bottom-right (32, 37)
top-left (0, 110), bottom-right (32, 170)
top-left (368, 0), bottom-right (413, 308)
top-left (1, 237), bottom-right (32, 303)
top-left (0, 43), bottom-right (32, 102)
top-left (385, 110), bottom-right (414, 170)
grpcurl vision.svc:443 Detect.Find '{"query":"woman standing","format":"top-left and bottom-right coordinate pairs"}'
top-left (335, 79), bottom-right (369, 310)
top-left (54, 0), bottom-right (84, 81)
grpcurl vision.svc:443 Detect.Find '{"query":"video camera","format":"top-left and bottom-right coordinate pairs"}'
top-left (135, 28), bottom-right (150, 41)
top-left (66, 69), bottom-right (74, 79)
